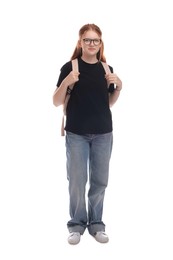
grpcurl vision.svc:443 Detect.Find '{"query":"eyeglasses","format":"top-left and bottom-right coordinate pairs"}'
top-left (83, 38), bottom-right (101, 46)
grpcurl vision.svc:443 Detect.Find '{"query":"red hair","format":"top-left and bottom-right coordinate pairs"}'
top-left (71, 23), bottom-right (106, 62)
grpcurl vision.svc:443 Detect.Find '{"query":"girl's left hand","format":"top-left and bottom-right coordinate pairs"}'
top-left (105, 73), bottom-right (122, 88)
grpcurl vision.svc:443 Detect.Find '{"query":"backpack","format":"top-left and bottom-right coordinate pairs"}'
top-left (61, 58), bottom-right (111, 136)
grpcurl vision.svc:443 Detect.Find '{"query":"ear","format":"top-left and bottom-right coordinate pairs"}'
top-left (78, 39), bottom-right (82, 48)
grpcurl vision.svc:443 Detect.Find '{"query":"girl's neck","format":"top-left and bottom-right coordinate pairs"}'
top-left (81, 55), bottom-right (98, 64)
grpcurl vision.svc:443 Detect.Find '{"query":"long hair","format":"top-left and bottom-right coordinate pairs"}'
top-left (70, 24), bottom-right (106, 62)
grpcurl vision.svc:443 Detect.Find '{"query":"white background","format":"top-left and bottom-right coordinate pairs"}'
top-left (0, 0), bottom-right (173, 259)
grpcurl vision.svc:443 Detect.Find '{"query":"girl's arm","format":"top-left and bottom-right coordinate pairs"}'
top-left (105, 73), bottom-right (122, 107)
top-left (53, 71), bottom-right (79, 107)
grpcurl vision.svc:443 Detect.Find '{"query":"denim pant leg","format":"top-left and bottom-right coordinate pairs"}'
top-left (65, 132), bottom-right (89, 234)
top-left (87, 132), bottom-right (113, 236)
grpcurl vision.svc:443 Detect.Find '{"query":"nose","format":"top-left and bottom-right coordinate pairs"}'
top-left (90, 40), bottom-right (95, 46)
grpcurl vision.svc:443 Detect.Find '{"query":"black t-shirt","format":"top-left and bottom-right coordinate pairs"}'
top-left (56, 57), bottom-right (115, 135)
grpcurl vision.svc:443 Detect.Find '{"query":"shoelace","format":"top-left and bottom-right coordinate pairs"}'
top-left (70, 232), bottom-right (80, 237)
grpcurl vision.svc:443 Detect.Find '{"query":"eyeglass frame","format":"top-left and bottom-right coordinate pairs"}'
top-left (82, 38), bottom-right (102, 46)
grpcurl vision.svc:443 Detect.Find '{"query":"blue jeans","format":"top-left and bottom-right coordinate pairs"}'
top-left (65, 131), bottom-right (113, 236)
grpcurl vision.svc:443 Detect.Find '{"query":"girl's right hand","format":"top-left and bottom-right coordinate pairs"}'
top-left (65, 71), bottom-right (80, 86)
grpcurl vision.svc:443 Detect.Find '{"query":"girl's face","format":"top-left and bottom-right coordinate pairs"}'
top-left (80, 30), bottom-right (102, 59)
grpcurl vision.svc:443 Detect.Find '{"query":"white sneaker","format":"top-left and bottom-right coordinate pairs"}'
top-left (94, 231), bottom-right (109, 243)
top-left (68, 232), bottom-right (81, 245)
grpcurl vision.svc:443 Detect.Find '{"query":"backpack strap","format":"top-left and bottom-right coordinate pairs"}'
top-left (72, 58), bottom-right (78, 72)
top-left (101, 61), bottom-right (111, 87)
top-left (61, 58), bottom-right (78, 136)
top-left (101, 61), bottom-right (111, 74)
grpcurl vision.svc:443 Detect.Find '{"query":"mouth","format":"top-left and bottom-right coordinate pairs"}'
top-left (88, 47), bottom-right (96, 51)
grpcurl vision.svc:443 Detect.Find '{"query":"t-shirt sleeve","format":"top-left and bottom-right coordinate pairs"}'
top-left (56, 61), bottom-right (72, 87)
top-left (108, 65), bottom-right (115, 93)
